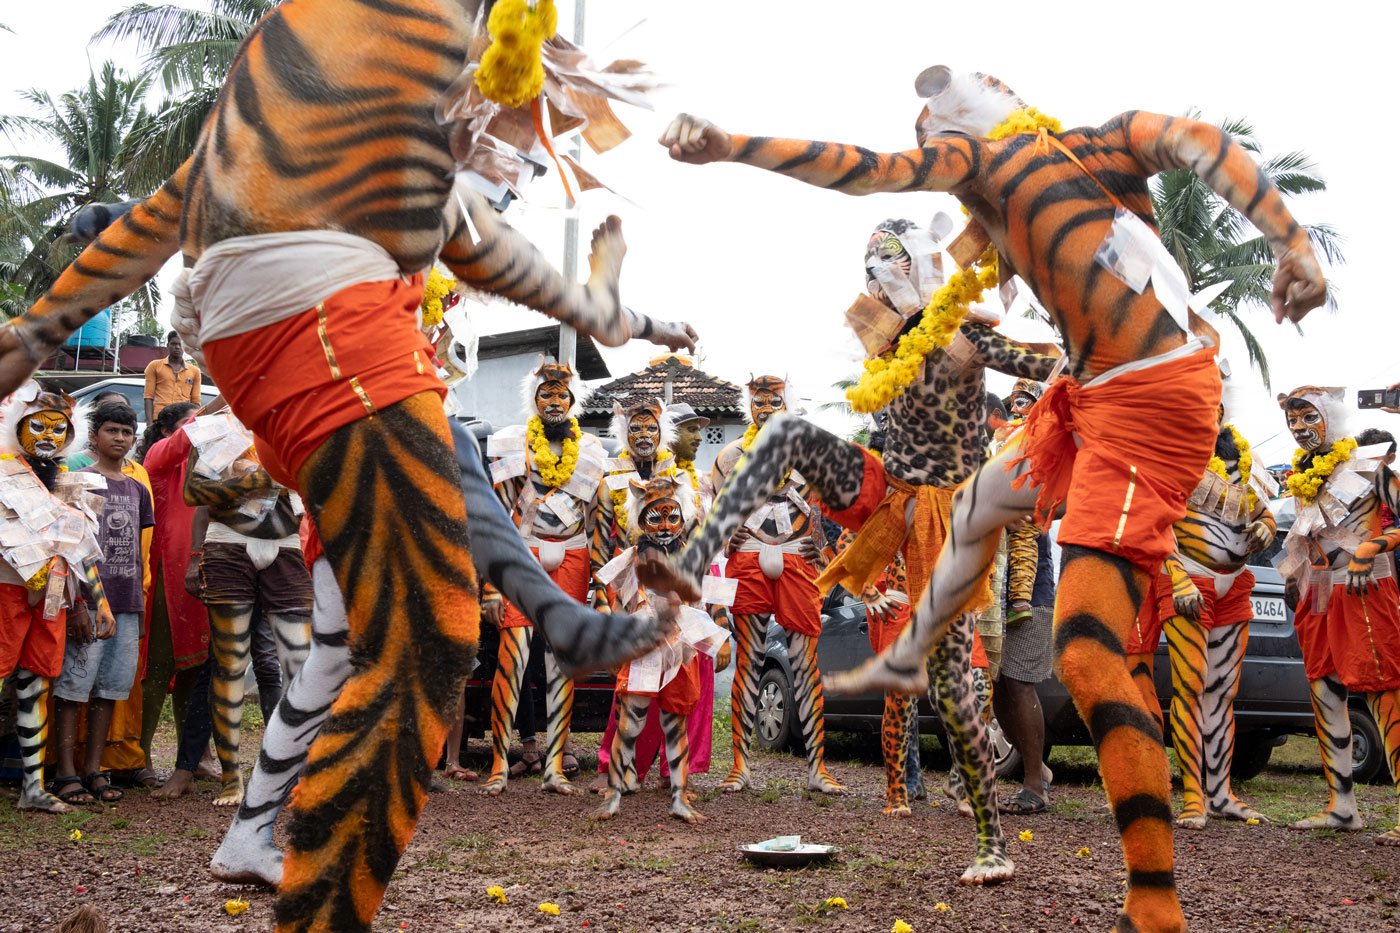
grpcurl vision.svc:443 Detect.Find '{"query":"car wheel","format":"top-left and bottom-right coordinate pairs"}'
top-left (1349, 707), bottom-right (1385, 785)
top-left (754, 668), bottom-right (799, 753)
top-left (1229, 734), bottom-right (1275, 782)
top-left (986, 713), bottom-right (1021, 779)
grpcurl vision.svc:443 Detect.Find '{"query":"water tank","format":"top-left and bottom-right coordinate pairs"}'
top-left (65, 309), bottom-right (112, 348)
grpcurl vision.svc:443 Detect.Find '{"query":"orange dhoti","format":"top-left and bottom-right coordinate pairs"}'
top-left (500, 543), bottom-right (590, 629)
top-left (1295, 576), bottom-right (1400, 693)
top-left (818, 449), bottom-right (991, 667)
top-left (615, 655), bottom-right (702, 716)
top-left (1125, 569), bottom-right (1172, 655)
top-left (1011, 341), bottom-right (1222, 574)
top-left (726, 548), bottom-right (822, 638)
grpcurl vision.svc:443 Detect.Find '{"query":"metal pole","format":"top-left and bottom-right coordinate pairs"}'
top-left (557, 0), bottom-right (585, 368)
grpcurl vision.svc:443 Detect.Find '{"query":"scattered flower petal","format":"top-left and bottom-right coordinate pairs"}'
top-left (486, 885), bottom-right (508, 905)
top-left (1018, 829), bottom-right (1034, 842)
top-left (892, 921), bottom-right (914, 933)
top-left (539, 902), bottom-right (561, 916)
top-left (224, 899), bottom-right (249, 916)
top-left (934, 902), bottom-right (952, 912)
top-left (69, 829), bottom-right (82, 842)
top-left (822, 897), bottom-right (848, 911)
top-left (74, 885), bottom-right (88, 895)
top-left (1076, 846), bottom-right (1092, 859)
top-left (1246, 818), bottom-right (1261, 825)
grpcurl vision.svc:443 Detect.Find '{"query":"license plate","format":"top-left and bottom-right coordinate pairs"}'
top-left (1251, 595), bottom-right (1287, 622)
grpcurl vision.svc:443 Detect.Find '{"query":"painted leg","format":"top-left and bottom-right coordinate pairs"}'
top-left (1288, 675), bottom-right (1363, 831)
top-left (829, 438), bottom-right (1039, 697)
top-left (881, 692), bottom-right (913, 817)
top-left (1054, 546), bottom-right (1182, 933)
top-left (1127, 652), bottom-right (1163, 737)
top-left (211, 560), bottom-right (351, 887)
top-left (480, 627), bottom-right (532, 796)
top-left (788, 630), bottom-right (842, 794)
top-left (642, 413), bottom-right (867, 597)
top-left (9, 670), bottom-right (68, 813)
top-left (270, 611), bottom-right (312, 685)
top-left (1202, 622), bottom-right (1266, 823)
top-left (276, 392), bottom-right (478, 933)
top-left (931, 613), bottom-right (1010, 884)
top-left (904, 698), bottom-right (926, 800)
top-left (661, 710), bottom-right (705, 824)
top-left (209, 603), bottom-right (256, 807)
top-left (1365, 689), bottom-right (1400, 845)
top-left (720, 612), bottom-right (765, 792)
top-left (1164, 614), bottom-right (1208, 829)
top-left (593, 694), bottom-right (647, 821)
top-left (539, 642), bottom-right (577, 795)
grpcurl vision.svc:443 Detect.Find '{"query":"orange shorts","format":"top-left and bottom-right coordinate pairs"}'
top-left (616, 655), bottom-right (702, 716)
top-left (1293, 577), bottom-right (1400, 693)
top-left (727, 550), bottom-right (822, 638)
top-left (1126, 570), bottom-right (1171, 655)
top-left (203, 275), bottom-right (442, 489)
top-left (1157, 569), bottom-right (1256, 630)
top-left (866, 598), bottom-right (911, 654)
top-left (0, 583), bottom-right (67, 679)
top-left (500, 546), bottom-right (590, 629)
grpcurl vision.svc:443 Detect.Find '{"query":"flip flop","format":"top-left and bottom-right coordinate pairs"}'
top-left (84, 771), bottom-right (124, 803)
top-left (561, 754), bottom-right (581, 778)
top-left (998, 786), bottom-right (1048, 815)
top-left (52, 775), bottom-right (93, 806)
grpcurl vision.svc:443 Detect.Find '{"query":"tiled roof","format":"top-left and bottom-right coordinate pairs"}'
top-left (582, 355), bottom-right (743, 415)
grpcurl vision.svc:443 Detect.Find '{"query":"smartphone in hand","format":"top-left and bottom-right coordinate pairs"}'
top-left (1357, 388), bottom-right (1400, 409)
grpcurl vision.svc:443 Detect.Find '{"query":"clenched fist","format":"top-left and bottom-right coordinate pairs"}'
top-left (658, 114), bottom-right (734, 165)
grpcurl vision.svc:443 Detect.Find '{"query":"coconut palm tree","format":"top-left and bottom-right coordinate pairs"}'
top-left (0, 62), bottom-right (157, 321)
top-left (92, 0), bottom-right (278, 191)
top-left (1151, 114), bottom-right (1344, 388)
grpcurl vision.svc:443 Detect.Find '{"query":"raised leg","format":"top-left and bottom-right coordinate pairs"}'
top-left (661, 709), bottom-right (705, 824)
top-left (880, 692), bottom-right (913, 817)
top-left (1054, 546), bottom-right (1183, 933)
top-left (211, 560), bottom-right (352, 887)
top-left (1365, 689), bottom-right (1400, 845)
top-left (9, 670), bottom-right (68, 813)
top-left (644, 413), bottom-right (866, 597)
top-left (208, 602), bottom-right (256, 807)
top-left (1164, 614), bottom-right (1209, 828)
top-left (720, 612), bottom-right (766, 792)
top-left (539, 642), bottom-right (576, 795)
top-left (480, 626), bottom-right (532, 797)
top-left (788, 630), bottom-right (842, 794)
top-left (1201, 622), bottom-right (1265, 823)
top-left (931, 614), bottom-right (1010, 883)
top-left (276, 392), bottom-right (478, 933)
top-left (593, 694), bottom-right (648, 821)
top-left (828, 437), bottom-right (1039, 697)
top-left (1288, 675), bottom-right (1363, 831)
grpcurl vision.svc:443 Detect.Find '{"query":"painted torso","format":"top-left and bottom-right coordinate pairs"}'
top-left (1173, 430), bottom-right (1274, 574)
top-left (1282, 443), bottom-right (1400, 573)
top-left (491, 424), bottom-right (605, 541)
top-left (713, 438), bottom-right (815, 546)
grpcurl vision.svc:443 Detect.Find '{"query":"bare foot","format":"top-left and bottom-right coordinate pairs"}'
top-left (587, 773), bottom-right (609, 796)
top-left (151, 769), bottom-right (196, 800)
top-left (591, 792), bottom-right (621, 822)
top-left (718, 768), bottom-right (749, 793)
top-left (479, 774), bottom-right (508, 797)
top-left (1375, 828), bottom-right (1400, 846)
top-left (540, 774), bottom-right (576, 796)
top-left (882, 803), bottom-right (913, 819)
top-left (671, 802), bottom-right (708, 825)
top-left (18, 788), bottom-right (72, 814)
top-left (958, 844), bottom-right (1014, 885)
top-left (807, 771), bottom-right (844, 795)
top-left (1175, 811), bottom-right (1208, 830)
top-left (213, 776), bottom-right (244, 807)
top-left (635, 552), bottom-right (701, 603)
top-left (1210, 797), bottom-right (1268, 823)
top-left (194, 758), bottom-right (220, 782)
top-left (442, 764), bottom-right (478, 782)
top-left (1288, 810), bottom-right (1364, 832)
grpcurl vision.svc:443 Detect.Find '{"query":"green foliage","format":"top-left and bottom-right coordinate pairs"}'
top-left (1150, 113), bottom-right (1344, 387)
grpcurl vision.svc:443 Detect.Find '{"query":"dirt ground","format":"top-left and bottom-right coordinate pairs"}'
top-left (3, 715), bottom-right (1398, 933)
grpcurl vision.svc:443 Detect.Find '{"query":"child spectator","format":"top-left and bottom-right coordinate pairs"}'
top-left (50, 402), bottom-right (154, 804)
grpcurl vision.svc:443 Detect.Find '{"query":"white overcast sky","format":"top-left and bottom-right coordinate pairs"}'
top-left (3, 1), bottom-right (1396, 463)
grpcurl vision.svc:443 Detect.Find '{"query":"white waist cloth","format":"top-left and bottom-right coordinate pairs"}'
top-left (172, 231), bottom-right (406, 359)
top-left (1178, 554), bottom-right (1248, 599)
top-left (205, 523), bottom-right (301, 572)
top-left (523, 533), bottom-right (587, 573)
top-left (737, 537), bottom-right (810, 581)
top-left (1303, 555), bottom-right (1394, 615)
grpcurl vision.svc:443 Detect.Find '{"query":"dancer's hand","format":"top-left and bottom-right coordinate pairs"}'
top-left (861, 587), bottom-right (896, 622)
top-left (0, 323), bottom-right (43, 399)
top-left (714, 640), bottom-right (732, 672)
top-left (644, 317), bottom-right (699, 354)
top-left (481, 595), bottom-right (503, 627)
top-left (1284, 579), bottom-right (1299, 611)
top-left (659, 114), bottom-right (734, 165)
top-left (725, 526), bottom-right (752, 556)
top-left (1382, 382), bottom-right (1400, 415)
top-left (184, 559), bottom-right (202, 599)
top-left (66, 605), bottom-right (93, 646)
top-left (1346, 544), bottom-right (1380, 596)
top-left (1173, 581), bottom-right (1204, 623)
top-left (1270, 243), bottom-right (1326, 324)
top-left (1245, 518), bottom-right (1275, 553)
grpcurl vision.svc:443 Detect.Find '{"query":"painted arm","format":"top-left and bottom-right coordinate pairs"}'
top-left (589, 481), bottom-right (619, 609)
top-left (437, 189), bottom-right (696, 353)
top-left (1122, 111), bottom-right (1326, 324)
top-left (1163, 552), bottom-right (1203, 623)
top-left (181, 446), bottom-right (275, 509)
top-left (479, 472), bottom-right (524, 613)
top-left (660, 114), bottom-right (982, 196)
top-left (1245, 496), bottom-right (1277, 554)
top-left (0, 164), bottom-right (189, 398)
top-left (965, 324), bottom-right (1062, 381)
top-left (1346, 467), bottom-right (1400, 595)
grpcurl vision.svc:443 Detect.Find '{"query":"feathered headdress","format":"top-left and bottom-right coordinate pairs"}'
top-left (743, 375), bottom-right (789, 425)
top-left (0, 380), bottom-right (87, 459)
top-left (1277, 385), bottom-right (1349, 446)
top-left (913, 66), bottom-right (1026, 140)
top-left (623, 474), bottom-right (699, 544)
top-left (609, 397), bottom-right (676, 452)
top-left (519, 354), bottom-right (589, 418)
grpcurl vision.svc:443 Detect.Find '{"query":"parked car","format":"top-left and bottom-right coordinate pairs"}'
top-left (70, 375), bottom-right (220, 432)
top-left (755, 502), bottom-right (1388, 784)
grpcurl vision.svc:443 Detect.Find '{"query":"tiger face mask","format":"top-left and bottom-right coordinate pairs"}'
top-left (18, 410), bottom-right (72, 460)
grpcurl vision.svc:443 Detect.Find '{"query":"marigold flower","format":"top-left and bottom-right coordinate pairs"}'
top-left (892, 921), bottom-right (914, 933)
top-left (934, 902), bottom-right (953, 912)
top-left (486, 885), bottom-right (508, 904)
top-left (1246, 817), bottom-right (1261, 825)
top-left (69, 829), bottom-right (82, 841)
top-left (224, 899), bottom-right (250, 916)
top-left (821, 897), bottom-right (848, 911)
top-left (538, 902), bottom-right (561, 916)
top-left (1018, 829), bottom-right (1034, 842)
top-left (1076, 846), bottom-right (1092, 859)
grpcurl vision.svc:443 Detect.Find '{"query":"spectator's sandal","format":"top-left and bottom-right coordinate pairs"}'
top-left (83, 771), bottom-right (124, 803)
top-left (561, 753), bottom-right (581, 778)
top-left (997, 787), bottom-right (1048, 815)
top-left (52, 775), bottom-right (94, 806)
top-left (508, 749), bottom-right (543, 778)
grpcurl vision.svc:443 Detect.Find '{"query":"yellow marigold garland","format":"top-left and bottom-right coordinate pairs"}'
top-left (1207, 424), bottom-right (1258, 510)
top-left (420, 267), bottom-right (456, 329)
top-left (846, 108), bottom-right (1061, 416)
top-left (1287, 437), bottom-right (1357, 505)
top-left (527, 416), bottom-right (579, 489)
top-left (475, 0), bottom-right (557, 109)
top-left (676, 458), bottom-right (700, 494)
